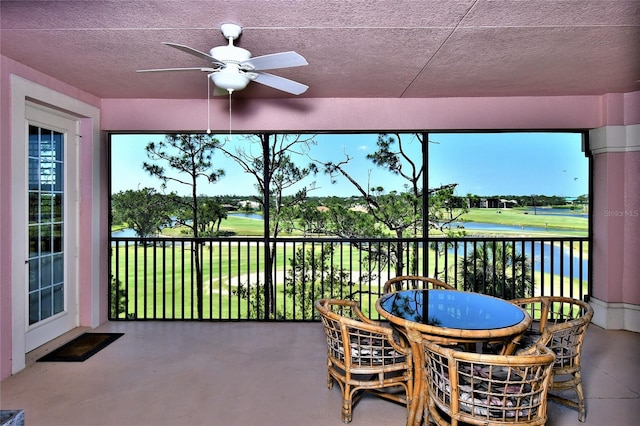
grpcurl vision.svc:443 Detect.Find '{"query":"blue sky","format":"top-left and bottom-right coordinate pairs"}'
top-left (110, 132), bottom-right (588, 198)
top-left (428, 132), bottom-right (588, 197)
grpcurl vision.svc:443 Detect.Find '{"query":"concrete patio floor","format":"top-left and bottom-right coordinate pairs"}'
top-left (1, 322), bottom-right (638, 426)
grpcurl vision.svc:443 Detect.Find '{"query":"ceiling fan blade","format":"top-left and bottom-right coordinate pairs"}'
top-left (241, 51), bottom-right (308, 71)
top-left (163, 42), bottom-right (226, 67)
top-left (137, 67), bottom-right (218, 73)
top-left (251, 72), bottom-right (308, 95)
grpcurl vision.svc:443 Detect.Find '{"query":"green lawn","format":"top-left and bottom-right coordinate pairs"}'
top-left (460, 207), bottom-right (587, 231)
top-left (160, 214), bottom-right (304, 237)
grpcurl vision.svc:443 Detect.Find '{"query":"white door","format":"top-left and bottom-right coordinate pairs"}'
top-left (24, 104), bottom-right (78, 352)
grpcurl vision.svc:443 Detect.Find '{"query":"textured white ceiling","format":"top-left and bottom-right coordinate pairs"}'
top-left (2, 0), bottom-right (639, 99)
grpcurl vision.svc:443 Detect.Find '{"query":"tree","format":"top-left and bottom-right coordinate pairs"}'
top-left (574, 194), bottom-right (589, 211)
top-left (174, 197), bottom-right (228, 236)
top-left (111, 188), bottom-right (177, 238)
top-left (284, 244), bottom-right (351, 319)
top-left (425, 182), bottom-right (469, 278)
top-left (314, 133), bottom-right (466, 280)
top-left (457, 241), bottom-right (533, 299)
top-left (220, 134), bottom-right (317, 318)
top-left (109, 275), bottom-right (130, 319)
top-left (294, 200), bottom-right (328, 236)
top-left (208, 198), bottom-right (229, 234)
top-left (143, 133), bottom-right (225, 319)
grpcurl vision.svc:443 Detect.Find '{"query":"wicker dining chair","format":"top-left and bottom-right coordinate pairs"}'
top-left (423, 339), bottom-right (556, 426)
top-left (510, 296), bottom-right (594, 422)
top-left (383, 275), bottom-right (455, 294)
top-left (314, 298), bottom-right (414, 423)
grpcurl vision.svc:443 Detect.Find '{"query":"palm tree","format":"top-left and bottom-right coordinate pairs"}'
top-left (457, 241), bottom-right (533, 299)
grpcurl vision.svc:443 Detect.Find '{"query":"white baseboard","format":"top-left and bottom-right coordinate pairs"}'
top-left (589, 297), bottom-right (640, 333)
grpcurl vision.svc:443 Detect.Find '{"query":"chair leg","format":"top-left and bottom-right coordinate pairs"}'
top-left (327, 360), bottom-right (334, 389)
top-left (575, 373), bottom-right (586, 422)
top-left (549, 372), bottom-right (587, 422)
top-left (341, 384), bottom-right (353, 423)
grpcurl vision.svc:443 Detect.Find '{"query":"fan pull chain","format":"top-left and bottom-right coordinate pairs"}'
top-left (227, 89), bottom-right (233, 142)
top-left (206, 75), bottom-right (212, 134)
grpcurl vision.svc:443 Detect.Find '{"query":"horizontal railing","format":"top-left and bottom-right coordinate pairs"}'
top-left (109, 236), bottom-right (589, 321)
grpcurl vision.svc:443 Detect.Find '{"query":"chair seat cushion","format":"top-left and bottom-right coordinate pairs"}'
top-left (329, 336), bottom-right (407, 365)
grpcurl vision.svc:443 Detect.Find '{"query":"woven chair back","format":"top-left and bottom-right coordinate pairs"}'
top-left (315, 298), bottom-right (410, 369)
top-left (511, 296), bottom-right (593, 373)
top-left (509, 296), bottom-right (593, 422)
top-left (314, 298), bottom-right (414, 423)
top-left (383, 275), bottom-right (455, 294)
top-left (423, 340), bottom-right (555, 426)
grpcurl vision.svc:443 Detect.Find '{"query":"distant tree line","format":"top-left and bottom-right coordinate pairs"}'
top-left (464, 193), bottom-right (588, 208)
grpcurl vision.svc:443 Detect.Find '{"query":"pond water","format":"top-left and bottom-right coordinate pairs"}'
top-left (111, 228), bottom-right (138, 238)
top-left (228, 212), bottom-right (263, 220)
top-left (445, 241), bottom-right (588, 278)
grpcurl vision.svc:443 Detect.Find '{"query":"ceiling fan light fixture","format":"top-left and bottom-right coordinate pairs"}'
top-left (211, 65), bottom-right (250, 91)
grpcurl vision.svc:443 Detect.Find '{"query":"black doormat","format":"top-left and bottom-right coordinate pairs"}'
top-left (37, 332), bottom-right (124, 362)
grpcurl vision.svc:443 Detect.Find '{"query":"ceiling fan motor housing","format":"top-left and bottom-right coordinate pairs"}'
top-left (209, 45), bottom-right (251, 63)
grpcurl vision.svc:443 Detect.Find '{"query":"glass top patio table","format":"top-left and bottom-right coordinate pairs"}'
top-left (376, 289), bottom-right (531, 426)
top-left (377, 289), bottom-right (526, 331)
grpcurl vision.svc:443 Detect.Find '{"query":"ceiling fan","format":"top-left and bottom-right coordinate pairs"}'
top-left (137, 23), bottom-right (309, 95)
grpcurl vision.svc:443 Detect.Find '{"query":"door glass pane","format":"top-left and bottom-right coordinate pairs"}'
top-left (40, 256), bottom-right (52, 290)
top-left (40, 225), bottom-right (51, 255)
top-left (28, 259), bottom-right (39, 292)
top-left (53, 193), bottom-right (63, 222)
top-left (29, 192), bottom-right (40, 223)
top-left (28, 225), bottom-right (38, 258)
top-left (28, 125), bottom-right (65, 325)
top-left (52, 132), bottom-right (64, 191)
top-left (52, 254), bottom-right (63, 283)
top-left (53, 284), bottom-right (64, 313)
top-left (29, 293), bottom-right (40, 325)
top-left (52, 223), bottom-right (63, 253)
top-left (41, 287), bottom-right (52, 319)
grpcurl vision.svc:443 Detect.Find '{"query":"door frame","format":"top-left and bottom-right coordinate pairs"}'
top-left (10, 75), bottom-right (102, 374)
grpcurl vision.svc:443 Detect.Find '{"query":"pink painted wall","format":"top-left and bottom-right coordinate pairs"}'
top-left (101, 96), bottom-right (605, 132)
top-left (624, 92), bottom-right (640, 125)
top-left (592, 150), bottom-right (640, 305)
top-left (592, 153), bottom-right (627, 302)
top-left (0, 58), bottom-right (15, 381)
top-left (590, 91), bottom-right (640, 306)
top-left (602, 92), bottom-right (640, 126)
top-left (622, 152), bottom-right (640, 304)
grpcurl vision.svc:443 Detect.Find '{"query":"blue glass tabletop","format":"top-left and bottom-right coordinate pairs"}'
top-left (378, 289), bottom-right (525, 330)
